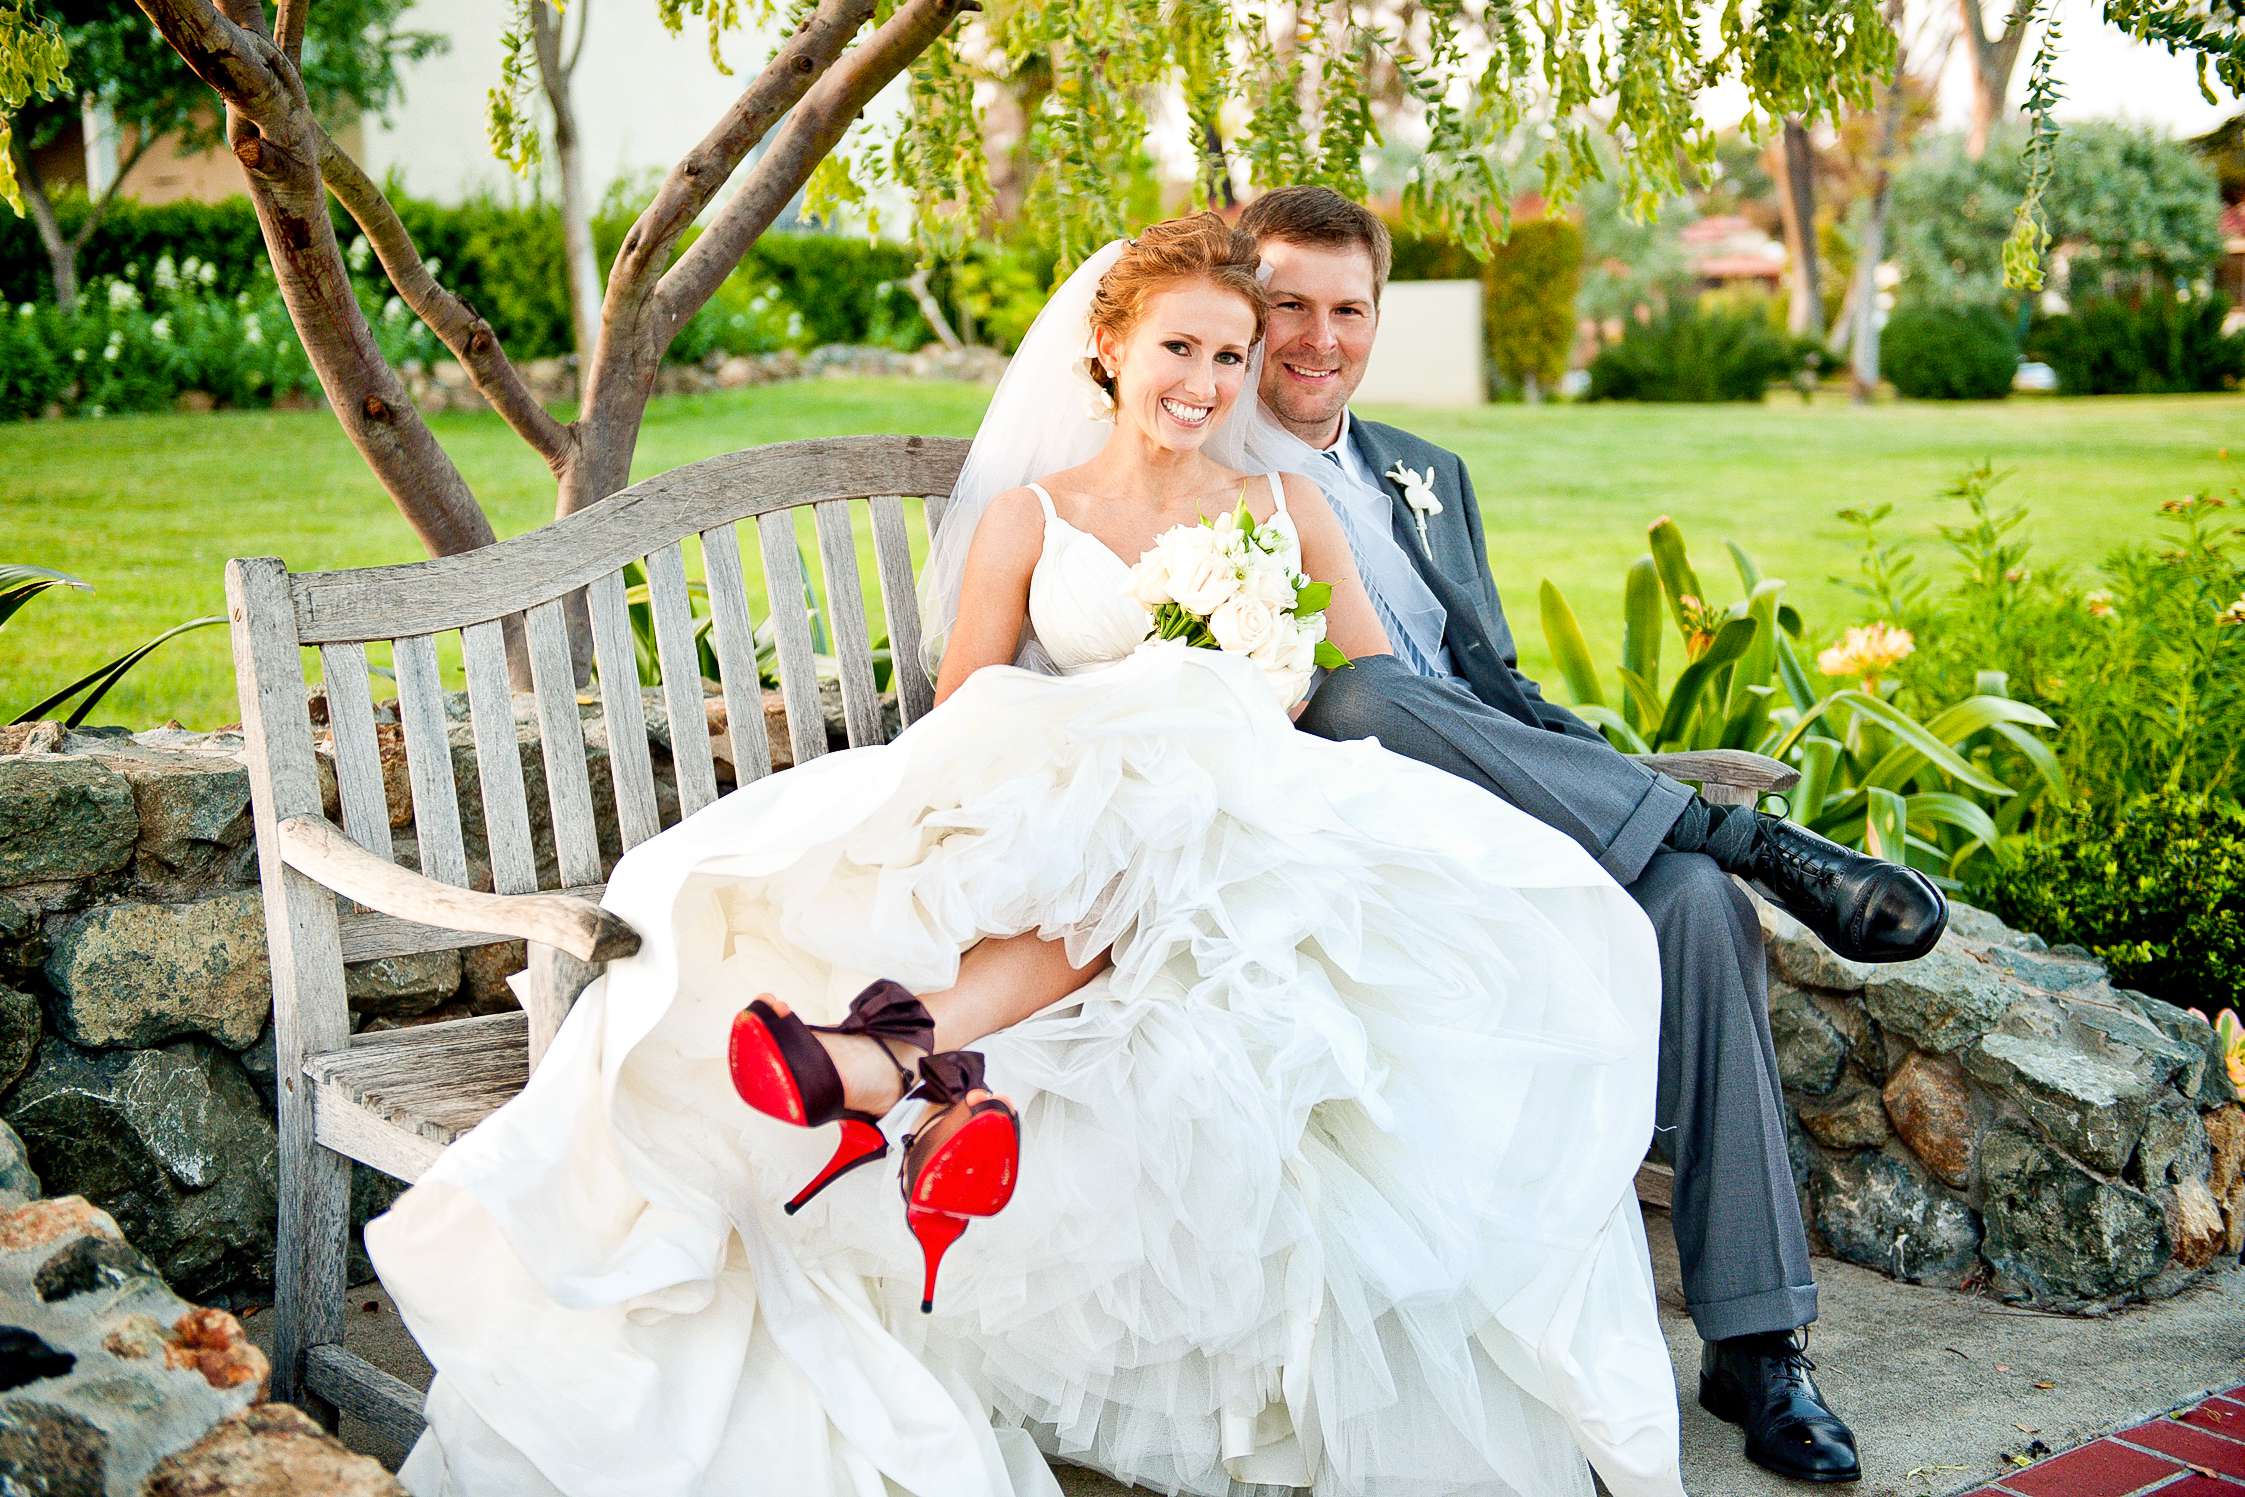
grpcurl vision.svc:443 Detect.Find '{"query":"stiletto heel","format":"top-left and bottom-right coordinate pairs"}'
top-left (898, 1051), bottom-right (1020, 1313)
top-left (727, 980), bottom-right (934, 1213)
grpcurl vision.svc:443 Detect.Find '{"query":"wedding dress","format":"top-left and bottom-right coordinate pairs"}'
top-left (368, 471), bottom-right (1686, 1497)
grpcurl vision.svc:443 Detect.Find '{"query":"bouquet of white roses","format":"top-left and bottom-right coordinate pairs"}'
top-left (1124, 496), bottom-right (1350, 709)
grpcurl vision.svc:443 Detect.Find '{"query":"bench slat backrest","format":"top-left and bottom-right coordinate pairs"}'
top-left (231, 435), bottom-right (972, 1043)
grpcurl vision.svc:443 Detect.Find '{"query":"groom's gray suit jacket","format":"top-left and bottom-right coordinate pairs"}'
top-left (1338, 416), bottom-right (1694, 885)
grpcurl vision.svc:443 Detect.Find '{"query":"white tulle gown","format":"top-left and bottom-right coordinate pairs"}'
top-left (368, 477), bottom-right (1685, 1497)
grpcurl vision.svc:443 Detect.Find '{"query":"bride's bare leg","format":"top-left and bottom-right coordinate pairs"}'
top-left (765, 932), bottom-right (1111, 1114)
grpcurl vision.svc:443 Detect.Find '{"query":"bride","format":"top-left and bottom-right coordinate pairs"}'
top-left (368, 214), bottom-right (1687, 1497)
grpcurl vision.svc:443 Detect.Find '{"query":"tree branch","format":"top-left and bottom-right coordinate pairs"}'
top-left (70, 131), bottom-right (165, 257)
top-left (8, 133), bottom-right (78, 306)
top-left (274, 0), bottom-right (308, 63)
top-left (134, 0), bottom-right (292, 129)
top-left (563, 0), bottom-right (593, 81)
top-left (316, 124), bottom-right (575, 470)
top-left (653, 0), bottom-right (977, 332)
top-left (598, 0), bottom-right (877, 327)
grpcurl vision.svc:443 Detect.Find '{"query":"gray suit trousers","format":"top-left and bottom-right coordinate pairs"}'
top-left (1300, 655), bottom-right (1819, 1341)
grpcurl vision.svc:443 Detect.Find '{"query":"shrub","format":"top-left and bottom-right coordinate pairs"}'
top-left (1879, 304), bottom-right (2018, 400)
top-left (1585, 303), bottom-right (1792, 402)
top-left (1482, 219), bottom-right (1583, 398)
top-left (1970, 792), bottom-right (2245, 1013)
top-left (2029, 293), bottom-right (2245, 396)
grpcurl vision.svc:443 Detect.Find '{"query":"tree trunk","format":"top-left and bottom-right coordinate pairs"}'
top-left (1957, 0), bottom-right (2029, 159)
top-left (10, 138), bottom-right (78, 309)
top-left (1775, 118), bottom-right (1821, 338)
top-left (1852, 13), bottom-right (1911, 402)
top-left (533, 1), bottom-right (602, 393)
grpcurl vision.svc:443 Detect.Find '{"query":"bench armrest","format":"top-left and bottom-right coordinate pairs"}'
top-left (1631, 749), bottom-right (1799, 796)
top-left (275, 815), bottom-right (641, 964)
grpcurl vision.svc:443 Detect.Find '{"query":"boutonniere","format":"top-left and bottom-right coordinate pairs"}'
top-left (1386, 462), bottom-right (1442, 553)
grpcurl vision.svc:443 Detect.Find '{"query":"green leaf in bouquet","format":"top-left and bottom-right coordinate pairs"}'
top-left (1314, 640), bottom-right (1351, 670)
top-left (1294, 580), bottom-right (1333, 615)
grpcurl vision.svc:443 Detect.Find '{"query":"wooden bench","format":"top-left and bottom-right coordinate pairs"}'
top-left (228, 433), bottom-right (1792, 1440)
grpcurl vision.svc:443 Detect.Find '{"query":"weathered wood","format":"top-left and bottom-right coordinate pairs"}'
top-left (1634, 1160), bottom-right (1675, 1211)
top-left (227, 557), bottom-right (353, 1409)
top-left (699, 521), bottom-right (774, 785)
top-left (757, 510), bottom-right (828, 767)
top-left (392, 634), bottom-right (469, 888)
top-left (317, 642), bottom-right (393, 862)
top-left (305, 1015), bottom-right (530, 1180)
top-left (813, 502), bottom-right (884, 747)
top-left (524, 598), bottom-right (602, 887)
top-left (277, 816), bottom-right (639, 963)
top-left (525, 943), bottom-right (600, 1075)
top-left (336, 883), bottom-right (605, 962)
top-left (290, 437), bottom-right (971, 643)
top-left (303, 1345), bottom-right (425, 1450)
top-left (586, 570), bottom-right (663, 852)
top-left (307, 1088), bottom-right (445, 1184)
top-left (919, 489), bottom-right (947, 551)
top-left (460, 618), bottom-right (539, 896)
top-left (647, 542), bottom-right (720, 817)
top-left (1634, 749), bottom-right (1799, 796)
top-left (870, 495), bottom-right (934, 727)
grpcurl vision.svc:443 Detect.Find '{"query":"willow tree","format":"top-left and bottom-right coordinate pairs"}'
top-left (1, 0), bottom-right (2240, 566)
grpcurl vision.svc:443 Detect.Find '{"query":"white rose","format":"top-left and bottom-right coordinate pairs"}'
top-left (1253, 620), bottom-right (1317, 676)
top-left (1244, 559), bottom-right (1297, 611)
top-left (1169, 549), bottom-right (1242, 616)
top-left (1125, 557), bottom-right (1175, 610)
top-left (1208, 592), bottom-right (1282, 655)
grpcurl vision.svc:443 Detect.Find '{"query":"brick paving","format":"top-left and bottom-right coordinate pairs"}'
top-left (1964, 1384), bottom-right (2245, 1497)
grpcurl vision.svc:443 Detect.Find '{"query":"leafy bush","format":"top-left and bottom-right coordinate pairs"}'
top-left (2029, 293), bottom-right (2245, 395)
top-left (1862, 467), bottom-right (2245, 810)
top-left (1538, 516), bottom-right (2061, 877)
top-left (1970, 792), bottom-right (2245, 1013)
top-left (1585, 303), bottom-right (1793, 402)
top-left (1482, 219), bottom-right (1583, 398)
top-left (1880, 304), bottom-right (2018, 400)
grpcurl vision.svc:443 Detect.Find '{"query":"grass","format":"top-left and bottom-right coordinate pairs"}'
top-left (1, 381), bottom-right (2237, 730)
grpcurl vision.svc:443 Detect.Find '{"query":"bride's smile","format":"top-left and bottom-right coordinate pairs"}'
top-left (1095, 279), bottom-right (1256, 459)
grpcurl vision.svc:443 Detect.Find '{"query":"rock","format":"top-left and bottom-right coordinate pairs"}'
top-left (1984, 944), bottom-right (2108, 992)
top-left (1963, 1027), bottom-right (2154, 1175)
top-left (1, 1040), bottom-right (277, 1300)
top-left (1819, 994), bottom-right (1886, 1085)
top-left (0, 1121), bottom-right (38, 1208)
top-left (0, 723), bottom-right (65, 757)
top-left (43, 893), bottom-right (270, 1050)
top-left (33, 1232), bottom-right (159, 1303)
top-left (2065, 998), bottom-right (2202, 1093)
top-left (0, 1400), bottom-right (108, 1494)
top-left (1881, 1052), bottom-right (1976, 1188)
top-left (0, 756), bottom-right (138, 885)
top-left (2130, 1094), bottom-right (2211, 1191)
top-left (1807, 1148), bottom-right (1980, 1286)
top-left (1939, 900), bottom-right (2018, 946)
top-left (2205, 1105), bottom-right (2245, 1255)
top-left (114, 751), bottom-right (254, 882)
top-left (1798, 1080), bottom-right (1890, 1150)
top-left (2126, 993), bottom-right (2230, 1105)
top-left (460, 940), bottom-right (526, 1014)
top-left (0, 893), bottom-right (38, 972)
top-left (345, 950), bottom-right (462, 1018)
top-left (0, 984), bottom-right (40, 1093)
top-left (2164, 1178), bottom-right (2226, 1271)
top-left (1861, 941), bottom-right (2014, 1054)
top-left (1979, 1124), bottom-right (2169, 1306)
top-left (141, 1401), bottom-right (408, 1496)
top-left (1758, 901), bottom-right (1875, 993)
top-left (1768, 982), bottom-right (1847, 1095)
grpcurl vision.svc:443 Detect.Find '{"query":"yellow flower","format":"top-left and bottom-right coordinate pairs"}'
top-left (1818, 622), bottom-right (1916, 685)
top-left (2084, 589), bottom-right (2116, 619)
top-left (2218, 594), bottom-right (2245, 628)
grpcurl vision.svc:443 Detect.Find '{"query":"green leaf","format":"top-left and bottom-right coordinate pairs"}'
top-left (1860, 694), bottom-right (2049, 794)
top-left (0, 564), bottom-right (87, 629)
top-left (1864, 787), bottom-right (1909, 862)
top-left (1647, 516), bottom-right (1706, 640)
top-left (1726, 541), bottom-right (1762, 591)
top-left (1789, 735), bottom-right (1842, 821)
top-left (12, 616), bottom-right (225, 727)
top-left (1905, 790), bottom-right (2002, 854)
top-left (1724, 579), bottom-right (1785, 719)
top-left (1654, 615), bottom-right (1755, 748)
top-left (1834, 690), bottom-right (2015, 797)
top-left (1294, 580), bottom-right (1333, 614)
top-left (1990, 719), bottom-right (2072, 803)
top-left (1774, 633), bottom-right (1822, 715)
top-left (1620, 557), bottom-right (1662, 731)
top-left (1538, 579), bottom-right (1605, 707)
top-left (1314, 640), bottom-right (1350, 670)
top-left (1573, 703), bottom-right (1651, 754)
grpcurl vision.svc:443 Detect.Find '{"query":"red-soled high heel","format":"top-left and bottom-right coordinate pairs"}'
top-left (899, 1051), bottom-right (1020, 1314)
top-left (728, 979), bottom-right (934, 1214)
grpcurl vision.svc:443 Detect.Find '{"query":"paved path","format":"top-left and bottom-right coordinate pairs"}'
top-left (1959, 1383), bottom-right (2245, 1496)
top-left (257, 1209), bottom-right (2245, 1496)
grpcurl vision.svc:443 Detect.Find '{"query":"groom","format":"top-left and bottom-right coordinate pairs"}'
top-left (1242, 186), bottom-right (1948, 1486)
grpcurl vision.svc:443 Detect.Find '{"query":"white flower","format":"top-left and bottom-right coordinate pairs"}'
top-left (1167, 545), bottom-right (1240, 616)
top-left (347, 235), bottom-right (372, 271)
top-left (153, 254), bottom-right (178, 291)
top-left (105, 280), bottom-right (141, 312)
top-left (1244, 560), bottom-right (1297, 611)
top-left (1208, 592), bottom-right (1283, 655)
top-left (150, 317), bottom-right (172, 342)
top-left (1387, 461), bottom-right (1441, 518)
top-left (243, 319), bottom-right (265, 346)
top-left (198, 260), bottom-right (217, 287)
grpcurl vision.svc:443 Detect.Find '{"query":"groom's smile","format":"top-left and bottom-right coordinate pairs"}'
top-left (1253, 238), bottom-right (1381, 450)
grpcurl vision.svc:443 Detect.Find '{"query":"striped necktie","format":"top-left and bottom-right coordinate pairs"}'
top-left (1315, 444), bottom-right (1442, 679)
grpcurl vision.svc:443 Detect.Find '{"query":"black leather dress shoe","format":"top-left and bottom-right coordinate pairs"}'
top-left (1746, 814), bottom-right (1948, 963)
top-left (1701, 1332), bottom-right (1862, 1484)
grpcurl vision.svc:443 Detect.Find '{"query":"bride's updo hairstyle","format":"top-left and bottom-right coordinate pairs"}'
top-left (1085, 213), bottom-right (1266, 399)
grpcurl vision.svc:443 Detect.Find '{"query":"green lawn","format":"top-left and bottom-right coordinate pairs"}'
top-left (2, 381), bottom-right (2237, 730)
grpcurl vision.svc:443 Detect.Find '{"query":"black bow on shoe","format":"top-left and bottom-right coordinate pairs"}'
top-left (1700, 1331), bottom-right (1862, 1484)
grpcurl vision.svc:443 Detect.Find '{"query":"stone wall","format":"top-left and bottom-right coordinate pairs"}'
top-left (0, 696), bottom-right (2230, 1313)
top-left (0, 680), bottom-right (863, 1304)
top-left (1764, 900), bottom-right (2239, 1309)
